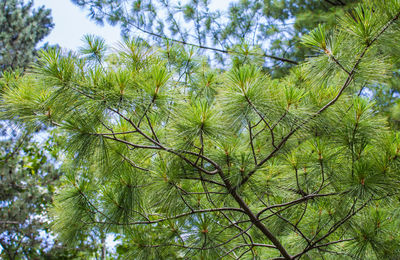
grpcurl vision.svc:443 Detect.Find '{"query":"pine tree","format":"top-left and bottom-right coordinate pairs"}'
top-left (0, 2), bottom-right (100, 258)
top-left (0, 1), bottom-right (56, 258)
top-left (70, 0), bottom-right (359, 73)
top-left (72, 0), bottom-right (400, 128)
top-left (0, 73), bottom-right (75, 259)
top-left (0, 0), bottom-right (53, 71)
top-left (3, 0), bottom-right (400, 259)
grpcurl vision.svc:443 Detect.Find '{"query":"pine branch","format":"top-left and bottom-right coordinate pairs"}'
top-left (94, 130), bottom-right (137, 136)
top-left (118, 153), bottom-right (150, 172)
top-left (239, 9), bottom-right (400, 188)
top-left (107, 107), bottom-right (222, 175)
top-left (179, 176), bottom-right (225, 187)
top-left (330, 54), bottom-right (351, 75)
top-left (244, 95), bottom-right (277, 149)
top-left (115, 13), bottom-right (299, 65)
top-left (248, 121), bottom-right (258, 165)
top-left (221, 243), bottom-right (277, 258)
top-left (139, 241), bottom-right (275, 251)
top-left (293, 199), bottom-right (371, 259)
top-left (91, 207), bottom-right (245, 225)
top-left (256, 192), bottom-right (340, 218)
top-left (312, 238), bottom-right (355, 250)
top-left (268, 208), bottom-right (312, 246)
top-left (217, 170), bottom-right (293, 260)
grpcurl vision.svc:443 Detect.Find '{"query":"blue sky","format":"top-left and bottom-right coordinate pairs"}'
top-left (34, 0), bottom-right (231, 51)
top-left (34, 0), bottom-right (122, 50)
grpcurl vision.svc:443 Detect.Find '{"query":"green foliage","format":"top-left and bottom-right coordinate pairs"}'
top-left (70, 0), bottom-right (360, 76)
top-left (0, 57), bottom-right (105, 260)
top-left (3, 0), bottom-right (400, 259)
top-left (0, 0), bottom-right (53, 71)
top-left (80, 35), bottom-right (107, 63)
top-left (0, 126), bottom-right (81, 259)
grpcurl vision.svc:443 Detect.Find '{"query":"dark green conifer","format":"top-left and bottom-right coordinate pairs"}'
top-left (0, 0), bottom-right (53, 71)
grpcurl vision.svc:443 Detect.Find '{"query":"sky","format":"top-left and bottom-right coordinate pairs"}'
top-left (34, 0), bottom-right (231, 51)
top-left (34, 0), bottom-right (122, 50)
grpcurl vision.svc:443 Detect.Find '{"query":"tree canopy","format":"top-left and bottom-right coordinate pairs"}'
top-left (0, 0), bottom-right (54, 72)
top-left (71, 0), bottom-right (359, 73)
top-left (0, 2), bottom-right (90, 259)
top-left (71, 0), bottom-right (400, 123)
top-left (2, 0), bottom-right (400, 259)
top-left (0, 1), bottom-right (55, 258)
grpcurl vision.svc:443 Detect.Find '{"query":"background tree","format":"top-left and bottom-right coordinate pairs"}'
top-left (70, 0), bottom-right (359, 72)
top-left (0, 1), bottom-right (54, 258)
top-left (0, 0), bottom-right (53, 72)
top-left (0, 72), bottom-right (111, 259)
top-left (2, 1), bottom-right (400, 259)
top-left (0, 1), bottom-right (55, 258)
top-left (0, 1), bottom-right (106, 259)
